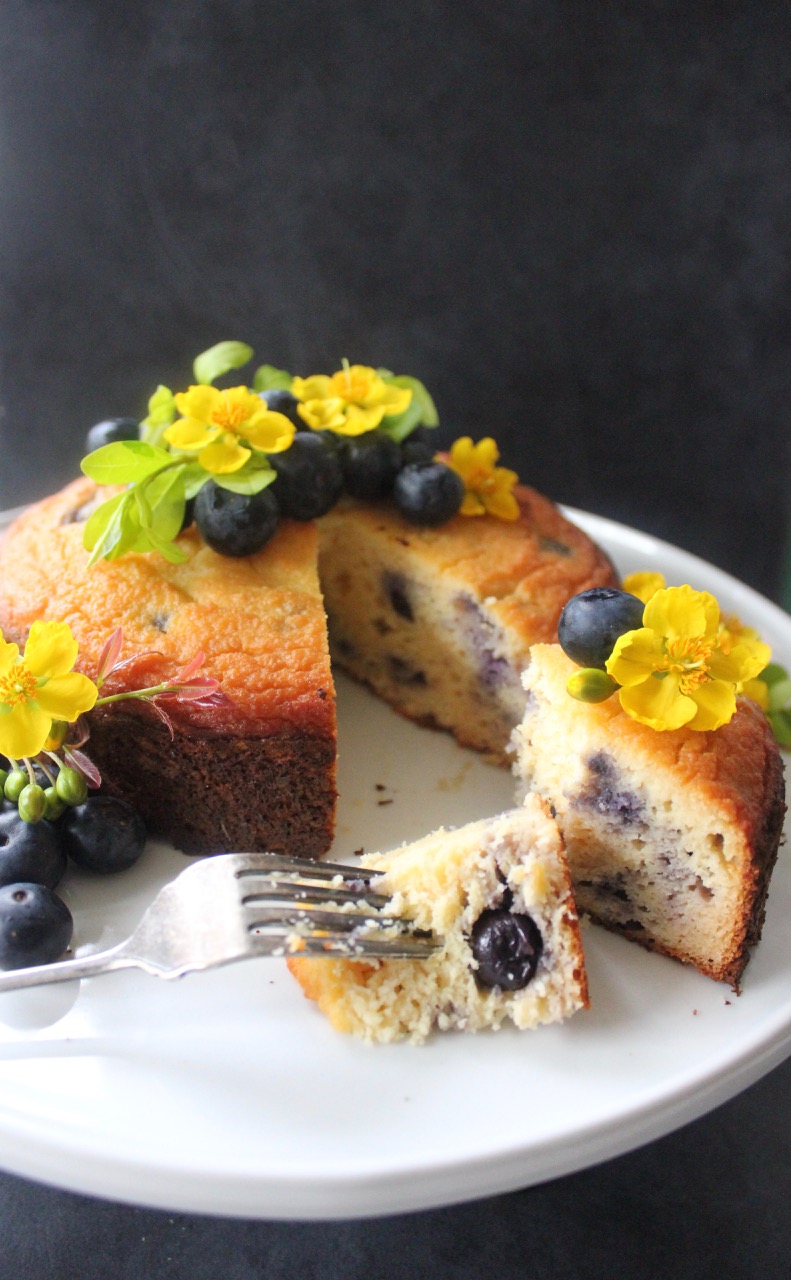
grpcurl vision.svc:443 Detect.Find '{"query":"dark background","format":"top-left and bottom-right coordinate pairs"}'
top-left (2, 2), bottom-right (791, 1278)
top-left (1, 1), bottom-right (790, 598)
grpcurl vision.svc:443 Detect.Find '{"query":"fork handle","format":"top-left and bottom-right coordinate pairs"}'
top-left (0, 945), bottom-right (139, 992)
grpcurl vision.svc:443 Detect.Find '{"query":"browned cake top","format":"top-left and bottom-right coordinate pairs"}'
top-left (0, 477), bottom-right (335, 739)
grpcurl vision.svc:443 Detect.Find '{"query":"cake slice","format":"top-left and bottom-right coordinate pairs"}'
top-left (513, 644), bottom-right (786, 986)
top-left (318, 487), bottom-right (618, 764)
top-left (287, 795), bottom-right (589, 1042)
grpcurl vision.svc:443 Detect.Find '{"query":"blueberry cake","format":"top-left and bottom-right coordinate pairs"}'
top-left (513, 644), bottom-right (786, 986)
top-left (287, 796), bottom-right (589, 1042)
top-left (317, 485), bottom-right (617, 764)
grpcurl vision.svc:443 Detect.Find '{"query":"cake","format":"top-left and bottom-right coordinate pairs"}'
top-left (287, 796), bottom-right (589, 1042)
top-left (0, 477), bottom-right (616, 853)
top-left (318, 485), bottom-right (617, 763)
top-left (512, 644), bottom-right (786, 987)
top-left (0, 476), bottom-right (337, 856)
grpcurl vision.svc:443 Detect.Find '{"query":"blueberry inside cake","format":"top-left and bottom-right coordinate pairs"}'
top-left (513, 644), bottom-right (786, 987)
top-left (287, 795), bottom-right (589, 1042)
top-left (317, 486), bottom-right (617, 764)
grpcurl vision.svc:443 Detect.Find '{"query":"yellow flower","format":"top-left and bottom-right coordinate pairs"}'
top-left (446, 436), bottom-right (520, 520)
top-left (605, 585), bottom-right (770, 732)
top-left (291, 364), bottom-right (412, 436)
top-left (0, 622), bottom-right (98, 759)
top-left (165, 385), bottom-right (295, 474)
top-left (622, 571), bottom-right (666, 604)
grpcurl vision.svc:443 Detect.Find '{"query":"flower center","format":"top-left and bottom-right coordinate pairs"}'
top-left (332, 368), bottom-right (373, 403)
top-left (210, 395), bottom-right (249, 434)
top-left (662, 635), bottom-right (713, 694)
top-left (0, 662), bottom-right (38, 709)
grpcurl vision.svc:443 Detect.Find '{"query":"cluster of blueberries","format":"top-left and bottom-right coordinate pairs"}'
top-left (0, 778), bottom-right (147, 971)
top-left (88, 388), bottom-right (466, 558)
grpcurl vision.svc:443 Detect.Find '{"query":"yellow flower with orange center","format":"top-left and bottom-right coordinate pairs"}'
top-left (164, 385), bottom-right (295, 474)
top-left (446, 436), bottom-right (520, 520)
top-left (606, 585), bottom-right (770, 732)
top-left (0, 622), bottom-right (98, 759)
top-left (291, 364), bottom-right (412, 436)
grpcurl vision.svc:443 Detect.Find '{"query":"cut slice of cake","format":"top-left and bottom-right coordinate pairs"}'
top-left (287, 795), bottom-right (589, 1042)
top-left (317, 486), bottom-right (618, 764)
top-left (0, 477), bottom-right (337, 856)
top-left (513, 644), bottom-right (786, 987)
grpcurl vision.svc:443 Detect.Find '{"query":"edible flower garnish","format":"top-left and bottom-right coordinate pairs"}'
top-left (291, 363), bottom-right (414, 436)
top-left (165, 385), bottom-right (295, 474)
top-left (446, 436), bottom-right (520, 521)
top-left (605, 585), bottom-right (770, 732)
top-left (0, 621), bottom-right (98, 759)
top-left (80, 343), bottom-right (439, 564)
top-left (0, 622), bottom-right (227, 824)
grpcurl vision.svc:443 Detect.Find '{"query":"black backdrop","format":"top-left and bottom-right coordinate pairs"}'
top-left (1, 1), bottom-right (789, 598)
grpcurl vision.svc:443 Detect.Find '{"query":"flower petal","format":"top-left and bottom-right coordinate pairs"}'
top-left (339, 404), bottom-right (385, 434)
top-left (198, 436), bottom-right (251, 474)
top-left (36, 672), bottom-right (98, 721)
top-left (643, 586), bottom-right (711, 642)
top-left (242, 409), bottom-right (296, 453)
top-left (686, 678), bottom-right (737, 732)
top-left (175, 385), bottom-right (219, 421)
top-left (606, 628), bottom-right (665, 687)
top-left (297, 398), bottom-right (347, 431)
top-left (621, 571), bottom-right (666, 604)
top-left (23, 620), bottom-right (79, 678)
top-left (0, 637), bottom-right (19, 677)
top-left (165, 417), bottom-right (220, 451)
top-left (484, 486), bottom-right (520, 521)
top-left (292, 375), bottom-right (332, 402)
top-left (0, 702), bottom-right (52, 758)
top-left (619, 673), bottom-right (697, 731)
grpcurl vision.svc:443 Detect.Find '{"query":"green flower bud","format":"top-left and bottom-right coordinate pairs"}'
top-left (18, 783), bottom-right (46, 824)
top-left (55, 766), bottom-right (88, 806)
top-left (567, 668), bottom-right (620, 704)
top-left (43, 786), bottom-right (67, 822)
top-left (4, 768), bottom-right (28, 803)
top-left (0, 768), bottom-right (8, 794)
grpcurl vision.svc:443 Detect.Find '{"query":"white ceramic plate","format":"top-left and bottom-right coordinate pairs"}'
top-left (0, 507), bottom-right (790, 1221)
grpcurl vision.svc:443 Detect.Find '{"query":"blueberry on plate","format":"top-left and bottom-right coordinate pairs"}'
top-left (194, 482), bottom-right (280, 557)
top-left (471, 907), bottom-right (544, 990)
top-left (269, 432), bottom-right (344, 519)
top-left (85, 417), bottom-right (140, 453)
top-left (62, 796), bottom-right (147, 874)
top-left (393, 460), bottom-right (464, 526)
top-left (0, 808), bottom-right (67, 890)
top-left (0, 882), bottom-right (73, 970)
top-left (558, 588), bottom-right (645, 670)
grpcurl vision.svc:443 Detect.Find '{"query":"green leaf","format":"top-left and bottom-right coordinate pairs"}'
top-left (140, 384), bottom-right (177, 445)
top-left (193, 341), bottom-right (254, 385)
top-left (213, 465), bottom-right (276, 495)
top-left (143, 466), bottom-right (188, 544)
top-left (83, 490), bottom-right (141, 566)
top-left (383, 374), bottom-right (439, 427)
top-left (81, 440), bottom-right (173, 485)
top-left (768, 677), bottom-right (791, 712)
top-left (768, 709), bottom-right (791, 749)
top-left (760, 662), bottom-right (789, 689)
top-left (378, 397), bottom-right (425, 444)
top-left (181, 463), bottom-right (213, 500)
top-left (252, 363), bottom-right (293, 393)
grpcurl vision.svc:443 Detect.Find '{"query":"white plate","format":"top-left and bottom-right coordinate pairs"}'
top-left (0, 507), bottom-right (790, 1220)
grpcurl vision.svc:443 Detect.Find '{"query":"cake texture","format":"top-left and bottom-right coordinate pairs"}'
top-left (0, 477), bottom-right (337, 856)
top-left (513, 644), bottom-right (786, 986)
top-left (318, 485), bottom-right (618, 763)
top-left (287, 796), bottom-right (589, 1042)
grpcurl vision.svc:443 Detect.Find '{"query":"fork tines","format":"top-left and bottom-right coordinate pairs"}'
top-left (230, 852), bottom-right (439, 960)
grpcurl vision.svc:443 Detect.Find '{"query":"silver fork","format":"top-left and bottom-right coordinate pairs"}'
top-left (0, 853), bottom-right (440, 992)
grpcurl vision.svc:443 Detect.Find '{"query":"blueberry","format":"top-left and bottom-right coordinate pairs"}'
top-left (558, 588), bottom-right (645, 670)
top-left (269, 432), bottom-right (344, 519)
top-left (392, 460), bottom-right (464, 526)
top-left (260, 389), bottom-right (303, 429)
top-left (85, 417), bottom-right (140, 453)
top-left (0, 809), bottom-right (67, 890)
top-left (339, 431), bottom-right (402, 500)
top-left (0, 883), bottom-right (73, 969)
top-left (194, 481), bottom-right (279, 557)
top-left (61, 796), bottom-right (147, 874)
top-left (470, 908), bottom-right (543, 990)
top-left (400, 427), bottom-right (436, 467)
